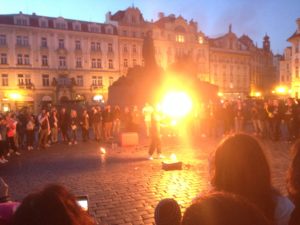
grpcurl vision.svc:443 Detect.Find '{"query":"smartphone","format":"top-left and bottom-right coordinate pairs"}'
top-left (76, 195), bottom-right (89, 211)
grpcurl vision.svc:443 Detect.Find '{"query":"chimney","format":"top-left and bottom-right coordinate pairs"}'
top-left (32, 12), bottom-right (36, 16)
top-left (158, 12), bottom-right (164, 19)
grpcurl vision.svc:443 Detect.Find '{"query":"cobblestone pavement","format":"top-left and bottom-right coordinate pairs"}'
top-left (0, 136), bottom-right (293, 225)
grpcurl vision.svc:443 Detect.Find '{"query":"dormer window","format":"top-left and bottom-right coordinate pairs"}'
top-left (73, 22), bottom-right (81, 31)
top-left (105, 26), bottom-right (113, 34)
top-left (39, 18), bottom-right (48, 28)
top-left (89, 24), bottom-right (101, 33)
top-left (14, 15), bottom-right (29, 26)
top-left (55, 18), bottom-right (67, 30)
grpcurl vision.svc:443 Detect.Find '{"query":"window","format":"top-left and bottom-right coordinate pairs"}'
top-left (133, 59), bottom-right (137, 66)
top-left (123, 45), bottom-right (128, 53)
top-left (0, 35), bottom-right (6, 45)
top-left (58, 39), bottom-right (64, 48)
top-left (16, 17), bottom-right (28, 26)
top-left (175, 34), bottom-right (185, 43)
top-left (198, 36), bottom-right (204, 44)
top-left (24, 54), bottom-right (30, 65)
top-left (41, 37), bottom-right (47, 48)
top-left (40, 19), bottom-right (48, 28)
top-left (17, 54), bottom-right (23, 65)
top-left (108, 43), bottom-right (113, 52)
top-left (76, 57), bottom-right (82, 68)
top-left (56, 22), bottom-right (66, 29)
top-left (75, 40), bottom-right (81, 50)
top-left (91, 59), bottom-right (96, 68)
top-left (42, 55), bottom-right (48, 66)
top-left (124, 59), bottom-right (128, 67)
top-left (91, 42), bottom-right (101, 51)
top-left (76, 75), bottom-right (83, 86)
top-left (90, 26), bottom-right (100, 33)
top-left (109, 76), bottom-right (114, 86)
top-left (73, 24), bottom-right (81, 31)
top-left (96, 42), bottom-right (101, 51)
top-left (42, 74), bottom-right (49, 86)
top-left (0, 53), bottom-right (7, 64)
top-left (91, 42), bottom-right (95, 51)
top-left (1, 74), bottom-right (8, 86)
top-left (132, 45), bottom-right (137, 53)
top-left (97, 59), bottom-right (102, 68)
top-left (59, 56), bottom-right (66, 67)
top-left (18, 74), bottom-right (24, 85)
top-left (16, 36), bottom-right (22, 45)
top-left (25, 74), bottom-right (31, 85)
top-left (108, 59), bottom-right (113, 69)
top-left (16, 36), bottom-right (29, 46)
top-left (92, 76), bottom-right (103, 86)
top-left (23, 36), bottom-right (29, 46)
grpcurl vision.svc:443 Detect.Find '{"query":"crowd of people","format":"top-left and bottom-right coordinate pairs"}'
top-left (0, 133), bottom-right (299, 225)
top-left (1, 97), bottom-right (300, 163)
top-left (0, 103), bottom-right (155, 164)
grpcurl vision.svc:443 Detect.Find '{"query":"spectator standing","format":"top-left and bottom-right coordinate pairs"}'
top-left (59, 108), bottom-right (71, 145)
top-left (26, 115), bottom-right (35, 150)
top-left (81, 109), bottom-right (89, 142)
top-left (49, 110), bottom-right (59, 144)
top-left (70, 109), bottom-right (78, 145)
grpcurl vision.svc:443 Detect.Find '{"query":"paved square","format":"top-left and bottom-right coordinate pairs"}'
top-left (0, 137), bottom-right (292, 225)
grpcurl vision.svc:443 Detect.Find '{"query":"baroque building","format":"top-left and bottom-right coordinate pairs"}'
top-left (0, 7), bottom-right (278, 112)
top-left (288, 18), bottom-right (300, 98)
top-left (0, 12), bottom-right (119, 112)
top-left (279, 47), bottom-right (292, 87)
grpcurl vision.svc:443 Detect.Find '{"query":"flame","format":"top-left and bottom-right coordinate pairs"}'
top-left (170, 153), bottom-right (177, 162)
top-left (100, 147), bottom-right (106, 154)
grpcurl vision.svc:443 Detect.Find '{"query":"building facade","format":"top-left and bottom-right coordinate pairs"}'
top-left (279, 47), bottom-right (292, 88)
top-left (0, 12), bottom-right (119, 112)
top-left (0, 7), bottom-right (278, 113)
top-left (288, 18), bottom-right (300, 98)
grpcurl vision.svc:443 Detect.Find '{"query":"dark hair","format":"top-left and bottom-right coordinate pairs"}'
top-left (11, 184), bottom-right (95, 225)
top-left (155, 198), bottom-right (181, 225)
top-left (287, 140), bottom-right (300, 202)
top-left (211, 133), bottom-right (275, 220)
top-left (182, 192), bottom-right (271, 225)
top-left (287, 140), bottom-right (300, 225)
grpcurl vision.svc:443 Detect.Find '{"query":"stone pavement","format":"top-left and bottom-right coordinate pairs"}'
top-left (0, 136), bottom-right (292, 225)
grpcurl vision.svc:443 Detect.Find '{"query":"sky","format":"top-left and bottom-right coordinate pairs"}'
top-left (0, 0), bottom-right (299, 53)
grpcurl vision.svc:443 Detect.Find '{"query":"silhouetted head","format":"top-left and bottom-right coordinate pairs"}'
top-left (287, 139), bottom-right (300, 204)
top-left (11, 184), bottom-right (95, 225)
top-left (182, 192), bottom-right (270, 225)
top-left (211, 133), bottom-right (275, 220)
top-left (155, 198), bottom-right (181, 225)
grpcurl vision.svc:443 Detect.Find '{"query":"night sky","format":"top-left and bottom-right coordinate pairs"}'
top-left (1, 0), bottom-right (299, 53)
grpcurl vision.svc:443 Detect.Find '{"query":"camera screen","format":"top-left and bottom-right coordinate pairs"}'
top-left (77, 197), bottom-right (88, 211)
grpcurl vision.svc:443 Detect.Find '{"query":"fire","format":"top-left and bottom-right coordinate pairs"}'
top-left (100, 147), bottom-right (106, 154)
top-left (170, 153), bottom-right (177, 162)
top-left (161, 91), bottom-right (193, 118)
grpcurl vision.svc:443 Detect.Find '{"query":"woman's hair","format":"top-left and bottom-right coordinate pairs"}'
top-left (182, 192), bottom-right (271, 225)
top-left (287, 139), bottom-right (300, 203)
top-left (11, 184), bottom-right (95, 225)
top-left (211, 133), bottom-right (275, 220)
